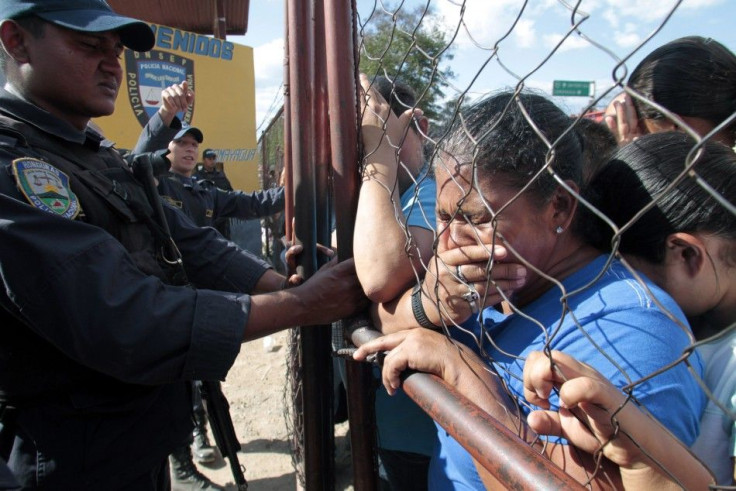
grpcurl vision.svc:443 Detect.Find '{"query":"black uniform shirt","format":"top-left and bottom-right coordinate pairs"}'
top-left (194, 167), bottom-right (233, 191)
top-left (0, 87), bottom-right (267, 488)
top-left (133, 111), bottom-right (286, 225)
top-left (158, 172), bottom-right (286, 227)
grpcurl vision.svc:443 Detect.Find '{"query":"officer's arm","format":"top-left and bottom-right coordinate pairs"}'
top-left (243, 257), bottom-right (365, 341)
top-left (0, 194), bottom-right (243, 384)
top-left (165, 204), bottom-right (291, 294)
top-left (131, 110), bottom-right (181, 155)
top-left (221, 175), bottom-right (233, 191)
top-left (1, 194), bottom-right (363, 380)
top-left (164, 202), bottom-right (274, 293)
top-left (213, 185), bottom-right (286, 220)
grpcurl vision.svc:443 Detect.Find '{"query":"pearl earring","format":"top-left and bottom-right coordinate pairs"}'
top-left (555, 226), bottom-right (564, 234)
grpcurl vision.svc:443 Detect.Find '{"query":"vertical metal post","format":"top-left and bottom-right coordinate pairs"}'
top-left (283, 5), bottom-right (293, 243)
top-left (288, 0), bottom-right (334, 489)
top-left (213, 0), bottom-right (227, 39)
top-left (260, 133), bottom-right (270, 259)
top-left (312, 0), bottom-right (332, 252)
top-left (312, 0), bottom-right (337, 488)
top-left (323, 0), bottom-right (380, 489)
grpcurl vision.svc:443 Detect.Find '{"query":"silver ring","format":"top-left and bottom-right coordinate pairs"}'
top-left (456, 265), bottom-right (467, 283)
top-left (462, 286), bottom-right (480, 314)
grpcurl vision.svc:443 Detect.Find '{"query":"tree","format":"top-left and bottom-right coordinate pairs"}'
top-left (359, 4), bottom-right (455, 122)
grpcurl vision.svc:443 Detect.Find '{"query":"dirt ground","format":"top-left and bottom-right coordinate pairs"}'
top-left (189, 330), bottom-right (355, 491)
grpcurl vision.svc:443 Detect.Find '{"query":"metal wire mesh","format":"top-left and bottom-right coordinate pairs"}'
top-left (352, 0), bottom-right (736, 488)
top-left (283, 327), bottom-right (306, 487)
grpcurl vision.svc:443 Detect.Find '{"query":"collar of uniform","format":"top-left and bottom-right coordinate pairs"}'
top-left (0, 87), bottom-right (96, 148)
top-left (169, 172), bottom-right (197, 187)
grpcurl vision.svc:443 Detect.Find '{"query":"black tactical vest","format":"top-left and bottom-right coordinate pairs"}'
top-left (0, 114), bottom-right (185, 403)
top-left (0, 114), bottom-right (172, 282)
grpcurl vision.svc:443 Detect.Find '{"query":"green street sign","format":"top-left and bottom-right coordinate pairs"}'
top-left (552, 80), bottom-right (593, 97)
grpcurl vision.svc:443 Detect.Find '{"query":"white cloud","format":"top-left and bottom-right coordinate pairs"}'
top-left (608, 21), bottom-right (642, 48)
top-left (435, 0), bottom-right (531, 49)
top-left (255, 84), bottom-right (283, 134)
top-left (601, 0), bottom-right (724, 24)
top-left (253, 38), bottom-right (285, 130)
top-left (613, 31), bottom-right (641, 48)
top-left (681, 0), bottom-right (726, 7)
top-left (253, 38), bottom-right (284, 83)
top-left (602, 8), bottom-right (620, 29)
top-left (543, 33), bottom-right (592, 52)
top-left (514, 19), bottom-right (537, 48)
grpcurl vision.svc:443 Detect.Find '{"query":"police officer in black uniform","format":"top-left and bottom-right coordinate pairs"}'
top-left (132, 84), bottom-right (286, 233)
top-left (0, 2), bottom-right (363, 489)
top-left (137, 125), bottom-right (288, 488)
top-left (148, 126), bottom-right (285, 230)
top-left (194, 149), bottom-right (232, 191)
top-left (193, 148), bottom-right (235, 239)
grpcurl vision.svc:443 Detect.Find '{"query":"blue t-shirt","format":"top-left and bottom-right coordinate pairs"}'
top-left (374, 167), bottom-right (438, 455)
top-left (402, 167), bottom-right (437, 231)
top-left (429, 255), bottom-right (706, 490)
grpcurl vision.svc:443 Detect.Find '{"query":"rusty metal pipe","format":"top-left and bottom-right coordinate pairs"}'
top-left (403, 374), bottom-right (587, 490)
top-left (349, 326), bottom-right (587, 490)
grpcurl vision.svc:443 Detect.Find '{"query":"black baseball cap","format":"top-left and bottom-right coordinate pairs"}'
top-left (172, 126), bottom-right (203, 143)
top-left (0, 0), bottom-right (155, 52)
top-left (203, 149), bottom-right (217, 159)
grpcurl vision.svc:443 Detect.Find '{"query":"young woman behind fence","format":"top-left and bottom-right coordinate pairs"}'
top-left (605, 36), bottom-right (736, 148)
top-left (525, 132), bottom-right (736, 488)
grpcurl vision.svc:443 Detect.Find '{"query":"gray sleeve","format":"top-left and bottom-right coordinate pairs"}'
top-left (132, 112), bottom-right (182, 155)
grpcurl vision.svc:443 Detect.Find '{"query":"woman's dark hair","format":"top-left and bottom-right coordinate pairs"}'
top-left (629, 36), bottom-right (736, 130)
top-left (574, 117), bottom-right (618, 184)
top-left (435, 91), bottom-right (584, 206)
top-left (587, 132), bottom-right (736, 264)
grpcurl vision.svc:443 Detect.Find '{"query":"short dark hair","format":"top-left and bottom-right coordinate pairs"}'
top-left (436, 91), bottom-right (584, 206)
top-left (586, 132), bottom-right (736, 263)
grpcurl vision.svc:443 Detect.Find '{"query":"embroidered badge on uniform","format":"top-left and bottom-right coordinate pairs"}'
top-left (162, 195), bottom-right (183, 208)
top-left (11, 158), bottom-right (81, 219)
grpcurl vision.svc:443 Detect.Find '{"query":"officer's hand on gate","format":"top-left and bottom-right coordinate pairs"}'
top-left (283, 243), bottom-right (336, 285)
top-left (295, 258), bottom-right (368, 325)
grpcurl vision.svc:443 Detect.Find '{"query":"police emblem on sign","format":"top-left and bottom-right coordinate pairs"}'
top-left (12, 158), bottom-right (80, 219)
top-left (124, 49), bottom-right (196, 128)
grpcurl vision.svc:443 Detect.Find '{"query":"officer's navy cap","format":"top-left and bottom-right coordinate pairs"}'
top-left (203, 149), bottom-right (217, 159)
top-left (173, 126), bottom-right (203, 143)
top-left (0, 0), bottom-right (155, 52)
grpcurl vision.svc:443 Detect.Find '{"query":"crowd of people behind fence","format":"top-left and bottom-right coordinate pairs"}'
top-left (0, 1), bottom-right (735, 490)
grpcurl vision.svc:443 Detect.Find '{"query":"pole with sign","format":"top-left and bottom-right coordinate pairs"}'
top-left (552, 80), bottom-right (595, 97)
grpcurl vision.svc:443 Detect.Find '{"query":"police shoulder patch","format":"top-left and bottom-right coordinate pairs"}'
top-left (11, 158), bottom-right (80, 219)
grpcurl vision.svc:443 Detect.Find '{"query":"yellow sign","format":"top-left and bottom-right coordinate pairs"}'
top-left (95, 23), bottom-right (259, 191)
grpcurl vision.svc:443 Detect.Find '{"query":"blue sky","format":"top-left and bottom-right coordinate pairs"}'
top-left (229, 0), bottom-right (735, 136)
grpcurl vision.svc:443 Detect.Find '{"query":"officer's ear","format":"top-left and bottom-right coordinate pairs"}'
top-left (0, 20), bottom-right (31, 64)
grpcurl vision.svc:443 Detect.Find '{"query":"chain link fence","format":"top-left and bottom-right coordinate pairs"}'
top-left (279, 0), bottom-right (736, 488)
